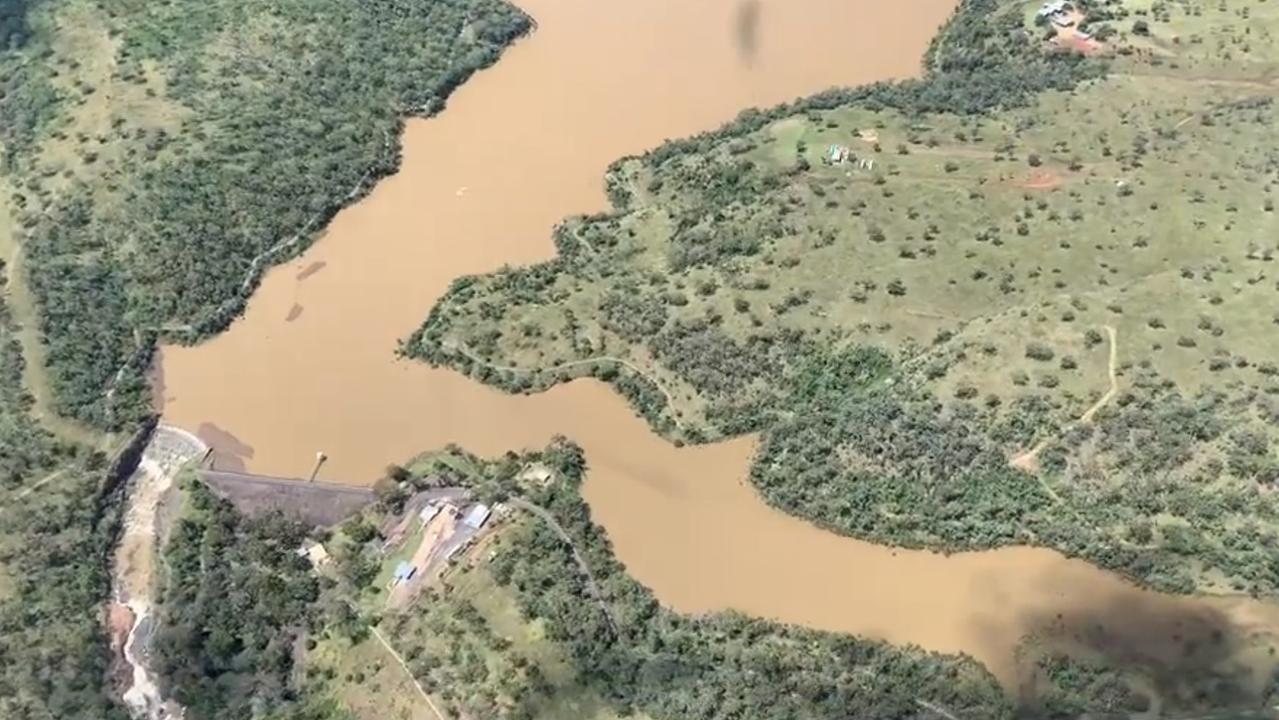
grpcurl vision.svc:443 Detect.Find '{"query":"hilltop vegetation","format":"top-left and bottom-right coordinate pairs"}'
top-left (413, 0), bottom-right (1279, 595)
top-left (0, 0), bottom-right (530, 427)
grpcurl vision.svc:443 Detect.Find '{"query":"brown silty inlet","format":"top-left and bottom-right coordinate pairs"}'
top-left (154, 0), bottom-right (1279, 692)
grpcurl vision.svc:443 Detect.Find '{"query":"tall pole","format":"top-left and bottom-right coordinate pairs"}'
top-left (309, 451), bottom-right (327, 483)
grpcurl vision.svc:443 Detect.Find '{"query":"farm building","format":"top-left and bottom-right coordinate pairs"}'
top-left (520, 464), bottom-right (553, 485)
top-left (419, 503), bottom-right (441, 525)
top-left (393, 561), bottom-right (417, 583)
top-left (297, 541), bottom-right (330, 567)
top-left (462, 503), bottom-right (491, 529)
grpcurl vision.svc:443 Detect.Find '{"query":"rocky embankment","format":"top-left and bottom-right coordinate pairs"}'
top-left (109, 425), bottom-right (207, 720)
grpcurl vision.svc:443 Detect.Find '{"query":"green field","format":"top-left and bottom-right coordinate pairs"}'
top-left (414, 0), bottom-right (1279, 596)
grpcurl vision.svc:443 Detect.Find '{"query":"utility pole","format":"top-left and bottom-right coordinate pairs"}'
top-left (309, 451), bottom-right (327, 483)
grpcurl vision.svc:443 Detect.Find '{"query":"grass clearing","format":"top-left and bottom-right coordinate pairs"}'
top-left (307, 634), bottom-right (438, 720)
top-left (310, 520), bottom-right (645, 720)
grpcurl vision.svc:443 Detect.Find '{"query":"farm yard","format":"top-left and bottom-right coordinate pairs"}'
top-left (414, 0), bottom-right (1279, 597)
top-left (288, 450), bottom-right (654, 720)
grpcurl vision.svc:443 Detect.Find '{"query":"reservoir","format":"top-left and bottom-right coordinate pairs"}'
top-left (155, 0), bottom-right (1279, 693)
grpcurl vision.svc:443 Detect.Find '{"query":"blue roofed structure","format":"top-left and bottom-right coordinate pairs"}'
top-left (393, 561), bottom-right (416, 583)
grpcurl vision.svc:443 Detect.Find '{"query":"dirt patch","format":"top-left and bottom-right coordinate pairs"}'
top-left (858, 128), bottom-right (879, 143)
top-left (285, 303), bottom-right (304, 322)
top-left (1010, 440), bottom-right (1048, 474)
top-left (1056, 32), bottom-right (1103, 55)
top-left (296, 260), bottom-right (327, 281)
top-left (388, 512), bottom-right (458, 610)
top-left (1020, 170), bottom-right (1063, 191)
top-left (1049, 9), bottom-right (1104, 56)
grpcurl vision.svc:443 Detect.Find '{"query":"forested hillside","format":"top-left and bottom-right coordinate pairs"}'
top-left (154, 481), bottom-right (329, 720)
top-left (413, 0), bottom-right (1279, 596)
top-left (0, 285), bottom-right (128, 720)
top-left (0, 0), bottom-right (32, 49)
top-left (0, 0), bottom-right (530, 427)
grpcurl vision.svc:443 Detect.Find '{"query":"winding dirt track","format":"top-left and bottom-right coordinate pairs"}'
top-left (1079, 325), bottom-right (1119, 424)
top-left (1011, 324), bottom-right (1119, 473)
top-left (372, 627), bottom-right (448, 720)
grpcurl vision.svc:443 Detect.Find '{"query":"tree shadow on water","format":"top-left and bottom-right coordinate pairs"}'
top-left (734, 0), bottom-right (760, 66)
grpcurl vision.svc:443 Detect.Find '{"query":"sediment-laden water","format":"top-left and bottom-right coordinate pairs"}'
top-left (155, 0), bottom-right (1279, 693)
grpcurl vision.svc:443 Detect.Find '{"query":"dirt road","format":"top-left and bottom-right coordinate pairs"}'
top-left (1010, 325), bottom-right (1119, 476)
top-left (509, 497), bottom-right (618, 634)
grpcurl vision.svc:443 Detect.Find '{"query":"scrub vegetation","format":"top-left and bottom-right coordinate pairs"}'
top-left (0, 289), bottom-right (129, 720)
top-left (0, 0), bottom-right (530, 428)
top-left (153, 481), bottom-right (324, 720)
top-left (414, 0), bottom-right (1279, 596)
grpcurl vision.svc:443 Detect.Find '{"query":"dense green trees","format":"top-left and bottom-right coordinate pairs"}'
top-left (0, 0), bottom-right (31, 49)
top-left (0, 291), bottom-right (129, 720)
top-left (154, 481), bottom-right (324, 720)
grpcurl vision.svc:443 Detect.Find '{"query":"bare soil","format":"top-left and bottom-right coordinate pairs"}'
top-left (1020, 170), bottom-right (1064, 190)
top-left (388, 512), bottom-right (457, 610)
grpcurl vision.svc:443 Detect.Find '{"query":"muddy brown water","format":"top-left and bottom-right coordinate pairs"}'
top-left (155, 0), bottom-right (1279, 694)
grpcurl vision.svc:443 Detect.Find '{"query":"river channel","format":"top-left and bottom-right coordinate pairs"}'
top-left (155, 0), bottom-right (1279, 695)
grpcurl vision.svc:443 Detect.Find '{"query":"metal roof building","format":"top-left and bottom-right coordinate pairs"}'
top-left (462, 503), bottom-right (491, 529)
top-left (419, 503), bottom-right (441, 525)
